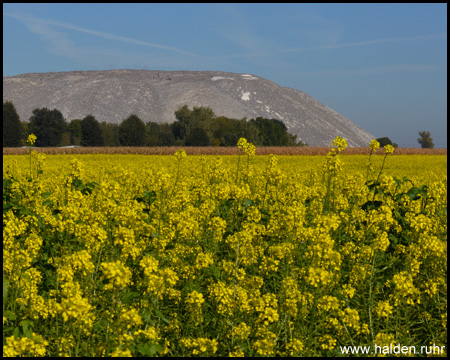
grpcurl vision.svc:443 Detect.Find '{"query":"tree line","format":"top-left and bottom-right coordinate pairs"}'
top-left (3, 101), bottom-right (307, 147)
top-left (3, 101), bottom-right (434, 148)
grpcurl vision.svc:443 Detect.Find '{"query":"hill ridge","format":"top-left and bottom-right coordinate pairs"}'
top-left (3, 69), bottom-right (374, 146)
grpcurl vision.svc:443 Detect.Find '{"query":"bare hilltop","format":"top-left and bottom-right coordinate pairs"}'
top-left (3, 69), bottom-right (375, 146)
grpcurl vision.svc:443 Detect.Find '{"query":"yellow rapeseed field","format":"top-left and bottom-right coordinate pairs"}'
top-left (3, 137), bottom-right (447, 356)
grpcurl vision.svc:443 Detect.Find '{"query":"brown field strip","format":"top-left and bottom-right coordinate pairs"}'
top-left (3, 146), bottom-right (447, 156)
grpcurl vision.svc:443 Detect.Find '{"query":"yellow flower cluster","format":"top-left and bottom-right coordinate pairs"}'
top-left (237, 137), bottom-right (256, 156)
top-left (230, 322), bottom-right (251, 340)
top-left (332, 136), bottom-right (348, 153)
top-left (185, 290), bottom-right (205, 325)
top-left (100, 260), bottom-right (133, 290)
top-left (119, 307), bottom-right (144, 329)
top-left (369, 139), bottom-right (380, 152)
top-left (253, 325), bottom-right (277, 356)
top-left (180, 337), bottom-right (218, 355)
top-left (174, 149), bottom-right (187, 160)
top-left (384, 144), bottom-right (395, 154)
top-left (27, 133), bottom-right (37, 146)
top-left (3, 333), bottom-right (49, 357)
top-left (2, 136), bottom-right (446, 356)
top-left (375, 300), bottom-right (394, 318)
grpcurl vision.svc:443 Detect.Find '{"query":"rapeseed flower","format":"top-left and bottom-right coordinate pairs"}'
top-left (286, 338), bottom-right (304, 355)
top-left (2, 137), bottom-right (446, 356)
top-left (119, 307), bottom-right (144, 329)
top-left (319, 334), bottom-right (337, 350)
top-left (375, 300), bottom-right (394, 318)
top-left (100, 260), bottom-right (133, 290)
top-left (332, 136), bottom-right (347, 152)
top-left (27, 133), bottom-right (37, 146)
top-left (3, 333), bottom-right (49, 357)
top-left (180, 337), bottom-right (218, 355)
top-left (369, 139), bottom-right (380, 152)
top-left (384, 144), bottom-right (395, 154)
top-left (174, 149), bottom-right (187, 160)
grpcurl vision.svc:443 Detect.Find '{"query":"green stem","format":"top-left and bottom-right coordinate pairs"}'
top-left (371, 153), bottom-right (388, 204)
top-left (366, 150), bottom-right (374, 182)
top-left (231, 240), bottom-right (240, 349)
top-left (324, 169), bottom-right (334, 214)
top-left (29, 145), bottom-right (33, 180)
top-left (341, 320), bottom-right (356, 348)
top-left (368, 252), bottom-right (376, 344)
top-left (236, 153), bottom-right (241, 183)
top-left (245, 154), bottom-right (250, 182)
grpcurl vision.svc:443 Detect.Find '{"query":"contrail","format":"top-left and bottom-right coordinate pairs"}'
top-left (4, 12), bottom-right (202, 57)
top-left (281, 33), bottom-right (446, 53)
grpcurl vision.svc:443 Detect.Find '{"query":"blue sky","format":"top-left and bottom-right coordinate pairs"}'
top-left (3, 3), bottom-right (447, 148)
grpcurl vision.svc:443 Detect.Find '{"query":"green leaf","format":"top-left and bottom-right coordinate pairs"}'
top-left (80, 187), bottom-right (92, 195)
top-left (19, 207), bottom-right (33, 216)
top-left (388, 234), bottom-right (399, 246)
top-left (72, 178), bottom-right (84, 189)
top-left (243, 198), bottom-right (253, 209)
top-left (13, 326), bottom-right (21, 337)
top-left (211, 266), bottom-right (221, 282)
top-left (154, 309), bottom-right (169, 325)
top-left (137, 342), bottom-right (162, 356)
top-left (87, 181), bottom-right (99, 188)
top-left (93, 319), bottom-right (107, 333)
top-left (122, 291), bottom-right (140, 304)
top-left (361, 200), bottom-right (383, 212)
top-left (3, 278), bottom-right (8, 301)
top-left (40, 192), bottom-right (53, 199)
top-left (366, 180), bottom-right (380, 191)
top-left (19, 319), bottom-right (33, 337)
top-left (406, 187), bottom-right (422, 201)
top-left (143, 190), bottom-right (157, 205)
top-left (142, 308), bottom-right (153, 323)
top-left (21, 273), bottom-right (31, 283)
top-left (4, 310), bottom-right (17, 321)
top-left (19, 319), bottom-right (30, 327)
top-left (42, 199), bottom-right (53, 207)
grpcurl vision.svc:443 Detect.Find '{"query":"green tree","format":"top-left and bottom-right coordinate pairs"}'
top-left (173, 105), bottom-right (215, 144)
top-left (189, 106), bottom-right (215, 131)
top-left (28, 107), bottom-right (66, 147)
top-left (3, 101), bottom-right (22, 147)
top-left (157, 123), bottom-right (176, 146)
top-left (211, 116), bottom-right (257, 146)
top-left (376, 137), bottom-right (393, 148)
top-left (145, 121), bottom-right (160, 146)
top-left (185, 126), bottom-right (210, 146)
top-left (100, 122), bottom-right (120, 146)
top-left (20, 121), bottom-right (29, 146)
top-left (241, 119), bottom-right (261, 145)
top-left (119, 114), bottom-right (146, 146)
top-left (60, 132), bottom-right (72, 147)
top-left (211, 116), bottom-right (241, 146)
top-left (68, 119), bottom-right (82, 145)
top-left (250, 117), bottom-right (290, 146)
top-left (80, 115), bottom-right (104, 146)
top-left (173, 105), bottom-right (191, 141)
top-left (417, 131), bottom-right (434, 149)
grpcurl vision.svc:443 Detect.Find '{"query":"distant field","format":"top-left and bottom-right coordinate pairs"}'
top-left (3, 146), bottom-right (447, 156)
